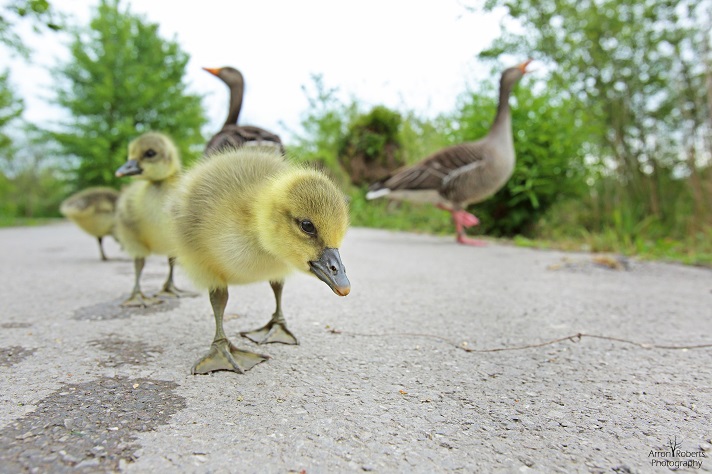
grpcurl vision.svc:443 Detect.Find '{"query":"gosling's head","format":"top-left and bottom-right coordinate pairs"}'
top-left (258, 168), bottom-right (350, 296)
top-left (115, 132), bottom-right (181, 181)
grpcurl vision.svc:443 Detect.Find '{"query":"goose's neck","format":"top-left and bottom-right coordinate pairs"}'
top-left (489, 78), bottom-right (515, 141)
top-left (225, 81), bottom-right (244, 126)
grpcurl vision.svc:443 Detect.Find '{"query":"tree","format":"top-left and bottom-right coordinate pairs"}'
top-left (290, 76), bottom-right (356, 162)
top-left (51, 0), bottom-right (206, 189)
top-left (398, 111), bottom-right (452, 166)
top-left (475, 0), bottom-right (711, 228)
top-left (0, 70), bottom-right (23, 160)
top-left (287, 74), bottom-right (358, 186)
top-left (0, 0), bottom-right (61, 58)
top-left (0, 126), bottom-right (67, 218)
top-left (0, 1), bottom-right (63, 219)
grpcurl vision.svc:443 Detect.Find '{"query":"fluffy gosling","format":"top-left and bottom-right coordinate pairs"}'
top-left (60, 186), bottom-right (120, 261)
top-left (114, 132), bottom-right (196, 307)
top-left (170, 147), bottom-right (350, 374)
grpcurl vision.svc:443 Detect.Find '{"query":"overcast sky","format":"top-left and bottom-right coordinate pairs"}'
top-left (5, 0), bottom-right (510, 143)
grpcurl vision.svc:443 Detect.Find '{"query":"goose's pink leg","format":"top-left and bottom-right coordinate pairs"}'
top-left (452, 209), bottom-right (480, 227)
top-left (455, 222), bottom-right (487, 246)
top-left (436, 204), bottom-right (486, 246)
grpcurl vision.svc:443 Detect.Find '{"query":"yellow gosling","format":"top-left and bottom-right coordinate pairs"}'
top-left (114, 132), bottom-right (196, 307)
top-left (170, 147), bottom-right (350, 374)
top-left (60, 186), bottom-right (120, 261)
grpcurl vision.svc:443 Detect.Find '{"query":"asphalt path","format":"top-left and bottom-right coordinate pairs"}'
top-left (1, 222), bottom-right (711, 473)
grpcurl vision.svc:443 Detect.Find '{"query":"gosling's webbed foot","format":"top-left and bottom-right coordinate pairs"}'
top-left (121, 292), bottom-right (163, 308)
top-left (241, 319), bottom-right (299, 345)
top-left (155, 283), bottom-right (199, 299)
top-left (154, 286), bottom-right (200, 298)
top-left (192, 338), bottom-right (269, 375)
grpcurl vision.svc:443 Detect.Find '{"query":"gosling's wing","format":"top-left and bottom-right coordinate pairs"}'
top-left (60, 187), bottom-right (119, 216)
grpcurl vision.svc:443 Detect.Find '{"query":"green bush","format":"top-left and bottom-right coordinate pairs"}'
top-left (338, 105), bottom-right (404, 185)
top-left (289, 74), bottom-right (356, 188)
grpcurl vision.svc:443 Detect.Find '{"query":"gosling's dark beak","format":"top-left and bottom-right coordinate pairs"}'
top-left (309, 248), bottom-right (350, 296)
top-left (115, 159), bottom-right (142, 177)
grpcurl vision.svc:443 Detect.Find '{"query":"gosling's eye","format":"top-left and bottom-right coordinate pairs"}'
top-left (144, 149), bottom-right (157, 158)
top-left (299, 219), bottom-right (316, 236)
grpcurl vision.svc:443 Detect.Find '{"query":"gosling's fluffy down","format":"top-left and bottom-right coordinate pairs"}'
top-left (170, 147), bottom-right (349, 289)
top-left (60, 186), bottom-right (120, 260)
top-left (170, 146), bottom-right (350, 374)
top-left (114, 132), bottom-right (196, 306)
top-left (115, 132), bottom-right (181, 259)
top-left (60, 186), bottom-right (119, 238)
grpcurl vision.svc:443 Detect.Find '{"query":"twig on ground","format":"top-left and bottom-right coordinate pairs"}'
top-left (326, 329), bottom-right (712, 353)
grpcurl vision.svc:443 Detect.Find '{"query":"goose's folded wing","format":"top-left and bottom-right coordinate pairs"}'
top-left (205, 125), bottom-right (284, 155)
top-left (376, 143), bottom-right (485, 192)
top-left (439, 159), bottom-right (487, 203)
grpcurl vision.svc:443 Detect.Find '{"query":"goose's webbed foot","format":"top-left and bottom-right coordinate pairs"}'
top-left (456, 234), bottom-right (487, 246)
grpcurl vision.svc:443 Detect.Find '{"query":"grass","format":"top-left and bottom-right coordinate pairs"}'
top-left (510, 234), bottom-right (712, 267)
top-left (4, 195), bottom-right (711, 268)
top-left (0, 216), bottom-right (64, 228)
top-left (349, 189), bottom-right (712, 268)
top-left (348, 189), bottom-right (453, 235)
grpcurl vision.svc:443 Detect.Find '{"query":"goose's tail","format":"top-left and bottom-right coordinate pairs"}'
top-left (365, 187), bottom-right (391, 200)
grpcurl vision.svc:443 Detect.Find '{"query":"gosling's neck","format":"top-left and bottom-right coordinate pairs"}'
top-left (147, 168), bottom-right (181, 188)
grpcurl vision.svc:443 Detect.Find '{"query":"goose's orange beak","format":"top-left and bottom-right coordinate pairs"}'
top-left (518, 59), bottom-right (533, 74)
top-left (202, 67), bottom-right (221, 76)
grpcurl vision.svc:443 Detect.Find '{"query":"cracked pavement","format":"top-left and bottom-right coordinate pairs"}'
top-left (1, 222), bottom-right (711, 473)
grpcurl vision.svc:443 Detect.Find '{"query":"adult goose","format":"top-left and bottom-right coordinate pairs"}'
top-left (366, 60), bottom-right (532, 246)
top-left (203, 66), bottom-right (284, 155)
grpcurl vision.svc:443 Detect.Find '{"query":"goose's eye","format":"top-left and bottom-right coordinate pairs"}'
top-left (299, 220), bottom-right (316, 236)
top-left (144, 149), bottom-right (157, 158)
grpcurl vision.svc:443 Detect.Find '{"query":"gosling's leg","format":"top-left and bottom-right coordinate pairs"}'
top-left (97, 236), bottom-right (108, 261)
top-left (241, 280), bottom-right (299, 345)
top-left (155, 257), bottom-right (199, 299)
top-left (121, 257), bottom-right (163, 307)
top-left (193, 287), bottom-right (270, 374)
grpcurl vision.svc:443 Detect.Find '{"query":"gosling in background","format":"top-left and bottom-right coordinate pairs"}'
top-left (170, 147), bottom-right (350, 374)
top-left (60, 187), bottom-right (119, 261)
top-left (114, 132), bottom-right (197, 307)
